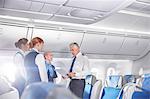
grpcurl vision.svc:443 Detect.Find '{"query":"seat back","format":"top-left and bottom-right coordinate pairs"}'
top-left (101, 87), bottom-right (121, 99)
top-left (0, 76), bottom-right (19, 99)
top-left (142, 74), bottom-right (150, 91)
top-left (47, 87), bottom-right (79, 99)
top-left (90, 80), bottom-right (102, 99)
top-left (105, 75), bottom-right (122, 88)
top-left (21, 82), bottom-right (57, 99)
top-left (83, 75), bottom-right (96, 99)
top-left (124, 73), bottom-right (150, 99)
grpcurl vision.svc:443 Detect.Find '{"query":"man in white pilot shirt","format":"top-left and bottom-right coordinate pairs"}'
top-left (67, 42), bottom-right (91, 98)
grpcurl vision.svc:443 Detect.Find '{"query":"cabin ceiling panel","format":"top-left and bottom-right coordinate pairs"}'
top-left (29, 1), bottom-right (44, 12)
top-left (69, 8), bottom-right (105, 19)
top-left (0, 0), bottom-right (134, 24)
top-left (118, 37), bottom-right (150, 55)
top-left (66, 0), bottom-right (125, 11)
top-left (4, 0), bottom-right (31, 10)
top-left (81, 33), bottom-right (124, 54)
top-left (0, 8), bottom-right (51, 20)
top-left (0, 25), bottom-right (27, 50)
top-left (32, 28), bottom-right (83, 52)
top-left (50, 15), bottom-right (94, 24)
top-left (125, 0), bottom-right (150, 14)
top-left (40, 4), bottom-right (60, 14)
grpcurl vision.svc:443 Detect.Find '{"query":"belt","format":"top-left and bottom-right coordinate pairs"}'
top-left (72, 79), bottom-right (85, 80)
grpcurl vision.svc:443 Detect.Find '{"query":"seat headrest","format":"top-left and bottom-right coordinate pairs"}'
top-left (21, 82), bottom-right (58, 99)
top-left (85, 75), bottom-right (97, 85)
top-left (106, 75), bottom-right (122, 88)
top-left (47, 87), bottom-right (79, 99)
top-left (123, 75), bottom-right (136, 84)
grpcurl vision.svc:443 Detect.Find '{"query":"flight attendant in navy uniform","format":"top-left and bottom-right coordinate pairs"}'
top-left (13, 38), bottom-right (29, 97)
top-left (67, 42), bottom-right (91, 98)
top-left (24, 37), bottom-right (48, 85)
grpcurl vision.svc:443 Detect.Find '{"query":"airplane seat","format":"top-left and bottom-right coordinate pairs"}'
top-left (83, 75), bottom-right (96, 99)
top-left (105, 75), bottom-right (123, 88)
top-left (123, 75), bottom-right (136, 85)
top-left (47, 87), bottom-right (79, 99)
top-left (132, 73), bottom-right (150, 99)
top-left (99, 75), bottom-right (123, 99)
top-left (90, 80), bottom-right (102, 99)
top-left (0, 76), bottom-right (19, 99)
top-left (119, 73), bottom-right (150, 99)
top-left (21, 82), bottom-right (58, 99)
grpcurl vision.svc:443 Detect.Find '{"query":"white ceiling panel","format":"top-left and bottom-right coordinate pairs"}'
top-left (118, 38), bottom-right (150, 55)
top-left (66, 0), bottom-right (125, 11)
top-left (29, 1), bottom-right (44, 12)
top-left (70, 9), bottom-right (105, 19)
top-left (4, 0), bottom-right (31, 10)
top-left (0, 25), bottom-right (27, 50)
top-left (40, 4), bottom-right (60, 14)
top-left (51, 15), bottom-right (94, 24)
top-left (32, 29), bottom-right (83, 52)
top-left (0, 8), bottom-right (52, 20)
top-left (56, 6), bottom-right (73, 16)
top-left (81, 34), bottom-right (124, 54)
top-left (28, 0), bottom-right (67, 5)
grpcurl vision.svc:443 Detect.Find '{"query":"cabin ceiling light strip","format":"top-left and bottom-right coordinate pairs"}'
top-left (30, 19), bottom-right (150, 35)
top-left (119, 10), bottom-right (150, 18)
top-left (0, 15), bottom-right (30, 21)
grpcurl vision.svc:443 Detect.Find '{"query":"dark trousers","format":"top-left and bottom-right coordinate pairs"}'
top-left (69, 79), bottom-right (85, 98)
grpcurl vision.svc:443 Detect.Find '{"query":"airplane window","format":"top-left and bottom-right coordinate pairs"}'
top-left (106, 67), bottom-right (116, 76)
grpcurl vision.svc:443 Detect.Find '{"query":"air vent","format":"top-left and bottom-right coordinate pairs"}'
top-left (86, 31), bottom-right (106, 35)
top-left (34, 25), bottom-right (59, 31)
top-left (61, 27), bottom-right (84, 33)
top-left (140, 35), bottom-right (150, 39)
top-left (126, 34), bottom-right (139, 38)
top-left (107, 32), bottom-right (125, 37)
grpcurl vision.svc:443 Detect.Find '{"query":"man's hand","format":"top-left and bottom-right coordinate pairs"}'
top-left (67, 72), bottom-right (76, 77)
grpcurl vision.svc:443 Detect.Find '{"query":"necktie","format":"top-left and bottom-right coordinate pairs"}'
top-left (69, 56), bottom-right (76, 72)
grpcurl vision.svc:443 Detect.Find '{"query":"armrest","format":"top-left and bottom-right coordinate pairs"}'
top-left (0, 87), bottom-right (19, 99)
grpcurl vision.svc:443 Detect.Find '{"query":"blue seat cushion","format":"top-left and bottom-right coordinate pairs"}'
top-left (102, 87), bottom-right (121, 99)
top-left (83, 84), bottom-right (92, 99)
top-left (132, 91), bottom-right (150, 99)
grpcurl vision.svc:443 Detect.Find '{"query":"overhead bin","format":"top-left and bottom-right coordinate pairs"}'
top-left (81, 33), bottom-right (125, 54)
top-left (118, 37), bottom-right (150, 55)
top-left (0, 25), bottom-right (27, 50)
top-left (32, 28), bottom-right (83, 52)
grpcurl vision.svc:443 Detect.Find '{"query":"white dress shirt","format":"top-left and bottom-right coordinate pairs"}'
top-left (32, 48), bottom-right (48, 82)
top-left (14, 49), bottom-right (27, 80)
top-left (71, 52), bottom-right (91, 79)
